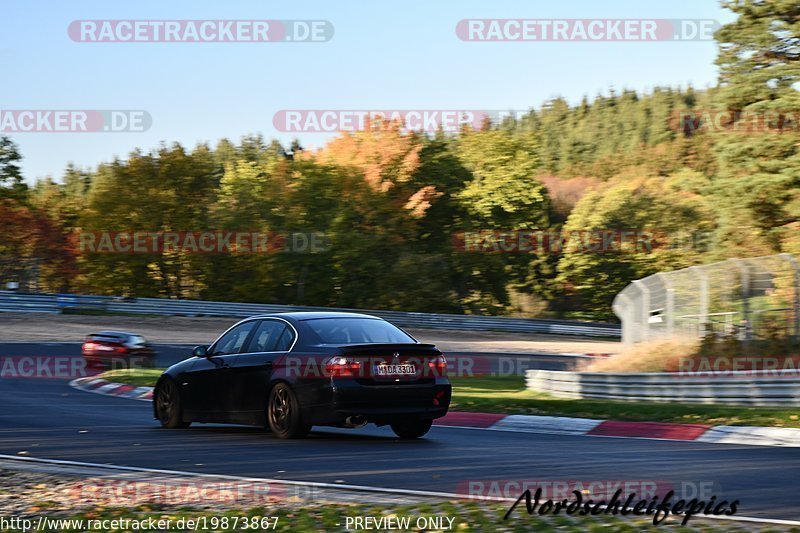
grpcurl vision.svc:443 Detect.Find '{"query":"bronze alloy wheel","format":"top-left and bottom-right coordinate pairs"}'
top-left (156, 379), bottom-right (190, 429)
top-left (267, 383), bottom-right (310, 439)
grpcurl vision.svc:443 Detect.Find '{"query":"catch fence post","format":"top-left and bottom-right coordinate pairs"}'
top-left (732, 259), bottom-right (751, 342)
top-left (780, 253), bottom-right (800, 340)
top-left (633, 279), bottom-right (649, 342)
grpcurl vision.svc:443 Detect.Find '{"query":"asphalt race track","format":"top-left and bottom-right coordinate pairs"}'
top-left (0, 343), bottom-right (797, 523)
top-left (0, 343), bottom-right (583, 372)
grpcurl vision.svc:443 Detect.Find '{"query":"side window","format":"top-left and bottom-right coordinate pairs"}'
top-left (274, 325), bottom-right (296, 352)
top-left (211, 321), bottom-right (256, 356)
top-left (246, 320), bottom-right (287, 352)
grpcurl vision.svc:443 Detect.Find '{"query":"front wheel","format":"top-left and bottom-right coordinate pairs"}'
top-left (390, 419), bottom-right (433, 439)
top-left (267, 383), bottom-right (310, 439)
top-left (155, 379), bottom-right (191, 429)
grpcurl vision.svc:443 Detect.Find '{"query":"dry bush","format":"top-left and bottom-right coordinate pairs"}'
top-left (583, 337), bottom-right (699, 373)
top-left (537, 175), bottom-right (602, 221)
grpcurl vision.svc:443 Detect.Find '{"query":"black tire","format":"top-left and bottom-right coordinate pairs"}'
top-left (390, 419), bottom-right (433, 439)
top-left (155, 379), bottom-right (191, 429)
top-left (267, 383), bottom-right (310, 439)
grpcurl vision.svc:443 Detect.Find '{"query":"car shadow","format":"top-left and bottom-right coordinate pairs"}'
top-left (148, 424), bottom-right (438, 444)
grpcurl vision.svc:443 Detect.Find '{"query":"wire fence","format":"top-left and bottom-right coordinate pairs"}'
top-left (612, 254), bottom-right (800, 344)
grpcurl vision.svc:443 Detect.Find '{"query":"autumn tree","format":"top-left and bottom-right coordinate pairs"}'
top-left (0, 137), bottom-right (27, 201)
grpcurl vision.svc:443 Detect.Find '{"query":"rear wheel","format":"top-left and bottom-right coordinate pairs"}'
top-left (267, 383), bottom-right (310, 439)
top-left (155, 379), bottom-right (190, 429)
top-left (390, 419), bottom-right (432, 439)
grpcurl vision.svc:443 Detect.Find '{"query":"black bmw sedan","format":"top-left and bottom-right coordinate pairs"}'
top-left (153, 312), bottom-right (451, 439)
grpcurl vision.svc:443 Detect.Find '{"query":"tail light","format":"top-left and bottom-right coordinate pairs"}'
top-left (326, 356), bottom-right (361, 377)
top-left (82, 342), bottom-right (95, 352)
top-left (428, 355), bottom-right (447, 377)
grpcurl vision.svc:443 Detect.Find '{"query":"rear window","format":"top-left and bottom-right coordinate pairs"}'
top-left (87, 333), bottom-right (122, 343)
top-left (304, 318), bottom-right (414, 344)
top-left (129, 335), bottom-right (147, 346)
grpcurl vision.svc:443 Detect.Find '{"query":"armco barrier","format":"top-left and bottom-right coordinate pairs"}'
top-left (0, 291), bottom-right (620, 338)
top-left (526, 369), bottom-right (800, 406)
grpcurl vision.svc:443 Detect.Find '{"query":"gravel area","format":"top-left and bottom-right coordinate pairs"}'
top-left (0, 467), bottom-right (292, 514)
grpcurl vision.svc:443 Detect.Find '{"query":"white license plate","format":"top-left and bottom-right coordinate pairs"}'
top-left (375, 364), bottom-right (415, 376)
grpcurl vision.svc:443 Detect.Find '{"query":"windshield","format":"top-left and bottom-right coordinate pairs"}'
top-left (304, 318), bottom-right (415, 344)
top-left (129, 335), bottom-right (147, 346)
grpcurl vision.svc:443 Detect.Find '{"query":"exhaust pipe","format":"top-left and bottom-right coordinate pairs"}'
top-left (345, 415), bottom-right (367, 428)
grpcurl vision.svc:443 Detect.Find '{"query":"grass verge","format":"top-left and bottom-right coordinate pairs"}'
top-left (6, 502), bottom-right (762, 532)
top-left (97, 368), bottom-right (164, 387)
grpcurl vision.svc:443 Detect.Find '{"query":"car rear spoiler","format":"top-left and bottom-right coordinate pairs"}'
top-left (338, 343), bottom-right (438, 352)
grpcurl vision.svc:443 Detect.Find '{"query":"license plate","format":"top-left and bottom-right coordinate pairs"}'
top-left (375, 364), bottom-right (415, 376)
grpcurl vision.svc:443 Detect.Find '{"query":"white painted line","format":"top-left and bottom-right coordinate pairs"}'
top-left (491, 414), bottom-right (603, 435)
top-left (0, 454), bottom-right (477, 501)
top-left (0, 454), bottom-right (796, 527)
top-left (698, 426), bottom-right (800, 447)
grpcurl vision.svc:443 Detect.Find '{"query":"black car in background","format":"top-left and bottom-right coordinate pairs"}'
top-left (153, 312), bottom-right (451, 439)
top-left (81, 330), bottom-right (156, 369)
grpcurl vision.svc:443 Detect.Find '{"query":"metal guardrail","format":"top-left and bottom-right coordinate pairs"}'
top-left (0, 291), bottom-right (620, 338)
top-left (526, 369), bottom-right (800, 406)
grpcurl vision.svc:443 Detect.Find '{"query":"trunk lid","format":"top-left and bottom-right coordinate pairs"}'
top-left (336, 343), bottom-right (443, 385)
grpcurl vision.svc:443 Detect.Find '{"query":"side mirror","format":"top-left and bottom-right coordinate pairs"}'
top-left (192, 345), bottom-right (208, 358)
